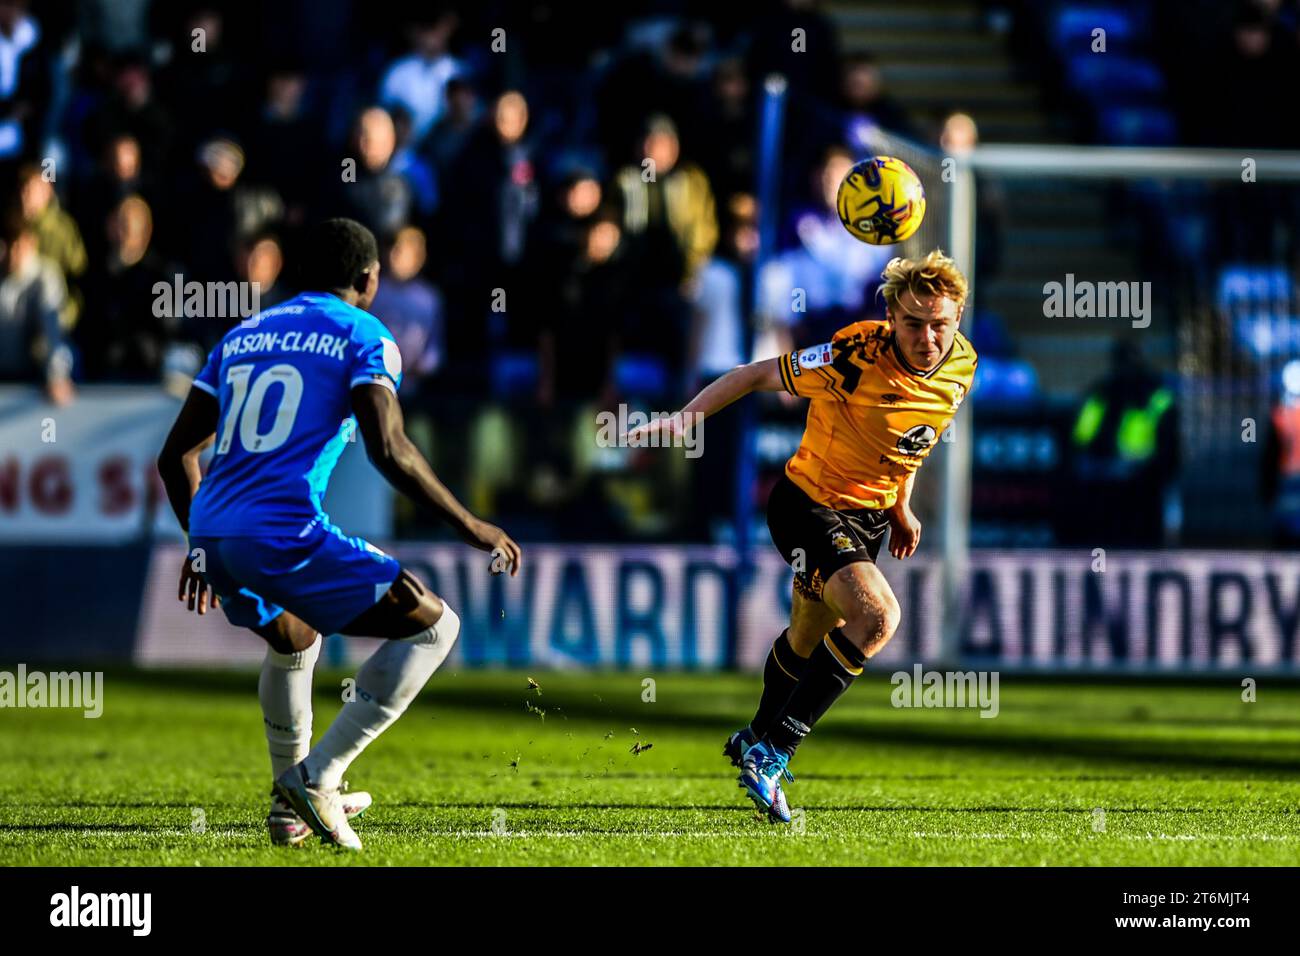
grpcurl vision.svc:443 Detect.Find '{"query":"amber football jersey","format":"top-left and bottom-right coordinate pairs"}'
top-left (776, 319), bottom-right (977, 511)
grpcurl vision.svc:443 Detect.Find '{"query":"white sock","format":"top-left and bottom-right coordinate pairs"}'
top-left (259, 634), bottom-right (322, 780)
top-left (305, 607), bottom-right (460, 790)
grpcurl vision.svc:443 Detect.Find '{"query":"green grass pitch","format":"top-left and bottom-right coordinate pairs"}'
top-left (1, 667), bottom-right (1298, 866)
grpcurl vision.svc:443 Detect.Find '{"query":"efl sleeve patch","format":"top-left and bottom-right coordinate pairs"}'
top-left (796, 343), bottom-right (834, 371)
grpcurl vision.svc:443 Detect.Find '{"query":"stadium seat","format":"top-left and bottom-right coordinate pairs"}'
top-left (1098, 105), bottom-right (1177, 145)
top-left (969, 308), bottom-right (1018, 359)
top-left (615, 354), bottom-right (671, 399)
top-left (968, 356), bottom-right (1040, 405)
top-left (1233, 313), bottom-right (1300, 360)
top-left (1217, 265), bottom-right (1294, 313)
top-left (490, 352), bottom-right (540, 398)
top-left (1066, 54), bottom-right (1164, 102)
top-left (1218, 265), bottom-right (1299, 360)
top-left (1050, 6), bottom-right (1146, 52)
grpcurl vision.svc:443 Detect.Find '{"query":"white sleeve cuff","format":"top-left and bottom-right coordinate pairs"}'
top-left (191, 378), bottom-right (218, 396)
top-left (350, 374), bottom-right (397, 395)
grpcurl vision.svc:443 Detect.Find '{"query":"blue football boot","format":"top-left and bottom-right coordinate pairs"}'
top-left (739, 739), bottom-right (794, 824)
top-left (723, 726), bottom-right (756, 768)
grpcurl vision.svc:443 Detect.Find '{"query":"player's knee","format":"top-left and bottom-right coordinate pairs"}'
top-left (842, 587), bottom-right (900, 649)
top-left (387, 570), bottom-right (445, 626)
top-left (878, 589), bottom-right (902, 637)
top-left (871, 589), bottom-right (901, 642)
top-left (407, 586), bottom-right (443, 625)
top-left (424, 591), bottom-right (445, 625)
top-left (263, 632), bottom-right (295, 655)
top-left (258, 615), bottom-right (318, 655)
top-left (402, 602), bottom-right (460, 650)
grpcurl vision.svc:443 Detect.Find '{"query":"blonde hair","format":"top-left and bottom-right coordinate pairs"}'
top-left (878, 249), bottom-right (969, 312)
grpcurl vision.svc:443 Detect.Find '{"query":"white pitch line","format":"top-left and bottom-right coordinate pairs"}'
top-left (424, 831), bottom-right (801, 838)
top-left (283, 829), bottom-right (1300, 841)
top-left (8, 828), bottom-right (1297, 843)
top-left (908, 831), bottom-right (1300, 841)
top-left (0, 828), bottom-right (256, 840)
top-left (376, 830), bottom-right (1300, 842)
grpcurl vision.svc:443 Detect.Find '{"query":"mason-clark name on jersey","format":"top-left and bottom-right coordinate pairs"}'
top-left (791, 343), bottom-right (834, 376)
top-left (222, 330), bottom-right (349, 362)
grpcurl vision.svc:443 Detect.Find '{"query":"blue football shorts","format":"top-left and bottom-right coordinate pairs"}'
top-left (189, 521), bottom-right (402, 636)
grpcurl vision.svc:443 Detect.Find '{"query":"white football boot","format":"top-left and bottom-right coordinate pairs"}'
top-left (272, 764), bottom-right (365, 850)
top-left (268, 785), bottom-right (372, 847)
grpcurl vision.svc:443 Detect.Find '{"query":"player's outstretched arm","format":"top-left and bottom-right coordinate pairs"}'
top-left (682, 357), bottom-right (785, 416)
top-left (158, 389), bottom-right (221, 613)
top-left (350, 383), bottom-right (522, 575)
top-left (157, 388), bottom-right (219, 532)
top-left (627, 358), bottom-right (784, 442)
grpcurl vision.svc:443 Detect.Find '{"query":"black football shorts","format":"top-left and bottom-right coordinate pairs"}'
top-left (766, 473), bottom-right (890, 601)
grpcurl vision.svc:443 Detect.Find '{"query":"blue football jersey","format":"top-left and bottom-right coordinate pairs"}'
top-left (188, 292), bottom-right (403, 537)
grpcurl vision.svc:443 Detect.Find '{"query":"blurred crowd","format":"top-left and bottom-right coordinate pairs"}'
top-left (0, 1), bottom-right (963, 391)
top-left (3, 0), bottom-right (1297, 544)
top-left (0, 0), bottom-right (955, 540)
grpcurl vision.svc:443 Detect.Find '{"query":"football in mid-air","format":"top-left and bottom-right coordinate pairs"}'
top-left (836, 156), bottom-right (927, 245)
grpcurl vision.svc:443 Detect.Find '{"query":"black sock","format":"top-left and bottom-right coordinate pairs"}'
top-left (767, 627), bottom-right (865, 757)
top-left (748, 629), bottom-right (810, 739)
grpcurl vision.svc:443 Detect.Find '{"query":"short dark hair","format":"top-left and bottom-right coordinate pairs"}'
top-left (298, 218), bottom-right (378, 291)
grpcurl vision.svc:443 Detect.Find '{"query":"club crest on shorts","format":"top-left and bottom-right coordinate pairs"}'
top-left (897, 424), bottom-right (937, 455)
top-left (829, 530), bottom-right (856, 554)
